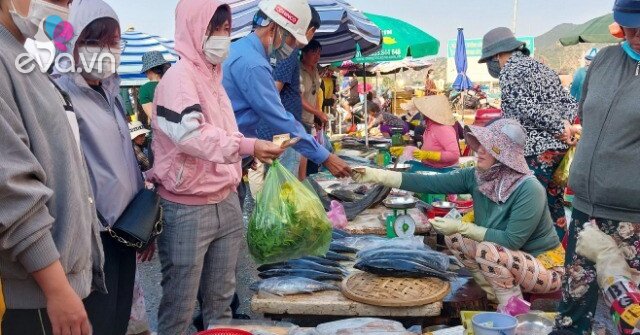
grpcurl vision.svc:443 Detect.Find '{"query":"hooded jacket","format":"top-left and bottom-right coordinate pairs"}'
top-left (569, 45), bottom-right (640, 222)
top-left (55, 0), bottom-right (143, 227)
top-left (148, 0), bottom-right (255, 205)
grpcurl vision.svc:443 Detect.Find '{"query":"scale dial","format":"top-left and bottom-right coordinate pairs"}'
top-left (393, 214), bottom-right (416, 238)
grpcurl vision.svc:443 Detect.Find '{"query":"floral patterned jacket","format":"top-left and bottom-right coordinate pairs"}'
top-left (499, 51), bottom-right (578, 157)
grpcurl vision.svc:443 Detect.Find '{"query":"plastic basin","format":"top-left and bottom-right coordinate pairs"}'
top-left (472, 312), bottom-right (518, 335)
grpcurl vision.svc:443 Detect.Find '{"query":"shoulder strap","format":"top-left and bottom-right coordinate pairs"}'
top-left (48, 77), bottom-right (74, 112)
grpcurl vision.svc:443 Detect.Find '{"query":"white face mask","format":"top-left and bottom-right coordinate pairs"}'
top-left (9, 0), bottom-right (69, 39)
top-left (77, 46), bottom-right (121, 81)
top-left (202, 35), bottom-right (231, 65)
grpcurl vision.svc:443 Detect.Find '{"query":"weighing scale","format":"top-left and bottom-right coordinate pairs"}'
top-left (383, 197), bottom-right (418, 238)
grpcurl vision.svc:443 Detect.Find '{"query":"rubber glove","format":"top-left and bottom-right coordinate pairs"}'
top-left (429, 217), bottom-right (464, 235)
top-left (429, 217), bottom-right (487, 242)
top-left (351, 167), bottom-right (402, 188)
top-left (413, 149), bottom-right (441, 162)
top-left (390, 146), bottom-right (405, 157)
top-left (577, 224), bottom-right (632, 287)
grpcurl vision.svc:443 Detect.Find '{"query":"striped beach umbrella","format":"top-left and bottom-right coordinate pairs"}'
top-left (119, 29), bottom-right (178, 87)
top-left (226, 0), bottom-right (383, 63)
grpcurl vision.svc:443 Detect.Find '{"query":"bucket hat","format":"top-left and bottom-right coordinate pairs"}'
top-left (412, 95), bottom-right (455, 126)
top-left (129, 121), bottom-right (150, 140)
top-left (478, 27), bottom-right (530, 63)
top-left (464, 118), bottom-right (530, 174)
top-left (614, 0), bottom-right (640, 28)
top-left (140, 51), bottom-right (169, 74)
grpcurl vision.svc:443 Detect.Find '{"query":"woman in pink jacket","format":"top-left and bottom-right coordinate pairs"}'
top-left (403, 95), bottom-right (461, 172)
top-left (148, 0), bottom-right (283, 333)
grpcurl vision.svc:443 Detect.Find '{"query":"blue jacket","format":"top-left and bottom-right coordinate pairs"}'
top-left (222, 33), bottom-right (330, 164)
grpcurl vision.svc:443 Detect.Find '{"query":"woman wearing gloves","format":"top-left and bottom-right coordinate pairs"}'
top-left (355, 119), bottom-right (564, 307)
top-left (391, 95), bottom-right (460, 173)
top-left (148, 1), bottom-right (283, 333)
top-left (478, 27), bottom-right (578, 240)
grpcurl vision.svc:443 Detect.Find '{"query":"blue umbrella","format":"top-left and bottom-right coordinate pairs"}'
top-left (119, 29), bottom-right (178, 86)
top-left (452, 28), bottom-right (472, 91)
top-left (226, 0), bottom-right (382, 63)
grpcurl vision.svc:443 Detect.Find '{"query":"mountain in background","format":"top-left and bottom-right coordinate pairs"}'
top-left (534, 21), bottom-right (607, 74)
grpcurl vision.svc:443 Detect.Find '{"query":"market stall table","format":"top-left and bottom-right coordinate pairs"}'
top-left (251, 289), bottom-right (442, 321)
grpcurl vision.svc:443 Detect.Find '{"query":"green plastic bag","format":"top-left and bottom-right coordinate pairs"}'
top-left (247, 160), bottom-right (332, 264)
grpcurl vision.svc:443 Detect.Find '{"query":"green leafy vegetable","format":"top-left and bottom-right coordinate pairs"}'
top-left (247, 161), bottom-right (332, 264)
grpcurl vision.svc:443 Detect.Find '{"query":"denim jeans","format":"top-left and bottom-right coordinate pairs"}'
top-left (279, 148), bottom-right (301, 175)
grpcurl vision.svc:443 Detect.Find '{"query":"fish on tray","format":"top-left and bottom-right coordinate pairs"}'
top-left (324, 250), bottom-right (354, 262)
top-left (332, 228), bottom-right (352, 240)
top-left (257, 259), bottom-right (347, 276)
top-left (258, 268), bottom-right (343, 282)
top-left (356, 248), bottom-right (450, 272)
top-left (329, 242), bottom-right (359, 254)
top-left (300, 256), bottom-right (343, 268)
top-left (250, 276), bottom-right (338, 296)
top-left (354, 258), bottom-right (452, 281)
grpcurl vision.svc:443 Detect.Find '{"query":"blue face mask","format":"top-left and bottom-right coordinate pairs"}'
top-left (622, 41), bottom-right (640, 61)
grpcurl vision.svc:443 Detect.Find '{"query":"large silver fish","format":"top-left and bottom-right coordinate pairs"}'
top-left (250, 276), bottom-right (338, 296)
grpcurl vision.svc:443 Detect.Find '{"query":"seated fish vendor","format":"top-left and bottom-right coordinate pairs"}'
top-left (354, 119), bottom-right (565, 307)
top-left (366, 101), bottom-right (408, 136)
top-left (400, 100), bottom-right (422, 129)
top-left (392, 95), bottom-right (460, 172)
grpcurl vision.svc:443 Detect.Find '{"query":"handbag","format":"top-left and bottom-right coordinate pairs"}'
top-left (99, 188), bottom-right (163, 250)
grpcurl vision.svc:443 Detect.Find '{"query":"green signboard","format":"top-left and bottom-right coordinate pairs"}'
top-left (447, 36), bottom-right (535, 59)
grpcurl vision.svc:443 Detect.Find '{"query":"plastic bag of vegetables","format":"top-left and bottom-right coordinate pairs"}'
top-left (248, 160), bottom-right (332, 264)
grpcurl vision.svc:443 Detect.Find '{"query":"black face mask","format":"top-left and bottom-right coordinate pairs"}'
top-left (487, 59), bottom-right (501, 79)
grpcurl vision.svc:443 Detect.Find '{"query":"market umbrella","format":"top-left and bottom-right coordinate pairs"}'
top-left (119, 29), bottom-right (178, 87)
top-left (227, 0), bottom-right (383, 63)
top-left (452, 28), bottom-right (472, 92)
top-left (559, 13), bottom-right (622, 46)
top-left (351, 12), bottom-right (440, 146)
top-left (352, 13), bottom-right (440, 63)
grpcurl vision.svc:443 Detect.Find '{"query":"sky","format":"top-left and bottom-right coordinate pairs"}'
top-left (104, 0), bottom-right (612, 56)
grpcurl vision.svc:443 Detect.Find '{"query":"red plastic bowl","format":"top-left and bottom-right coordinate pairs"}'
top-left (196, 329), bottom-right (253, 335)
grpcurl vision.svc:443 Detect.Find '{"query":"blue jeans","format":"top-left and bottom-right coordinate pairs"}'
top-left (279, 148), bottom-right (300, 175)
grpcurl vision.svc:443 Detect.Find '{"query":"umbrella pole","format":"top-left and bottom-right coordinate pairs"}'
top-left (338, 72), bottom-right (343, 135)
top-left (363, 64), bottom-right (369, 148)
top-left (393, 73), bottom-right (397, 114)
top-left (461, 89), bottom-right (465, 127)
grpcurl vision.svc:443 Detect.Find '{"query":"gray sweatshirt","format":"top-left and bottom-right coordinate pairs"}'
top-left (0, 26), bottom-right (105, 309)
top-left (569, 45), bottom-right (640, 222)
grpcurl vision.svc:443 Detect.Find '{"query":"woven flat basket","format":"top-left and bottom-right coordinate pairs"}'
top-left (341, 272), bottom-right (451, 307)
